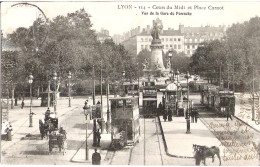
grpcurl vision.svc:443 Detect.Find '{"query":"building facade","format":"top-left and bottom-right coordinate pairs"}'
top-left (136, 28), bottom-right (185, 55)
top-left (121, 20), bottom-right (226, 57)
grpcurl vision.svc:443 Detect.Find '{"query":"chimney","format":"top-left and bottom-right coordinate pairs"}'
top-left (179, 24), bottom-right (184, 33)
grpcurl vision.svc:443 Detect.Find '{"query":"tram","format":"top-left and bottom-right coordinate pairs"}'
top-left (110, 97), bottom-right (140, 148)
top-left (200, 85), bottom-right (235, 116)
top-left (142, 81), bottom-right (157, 117)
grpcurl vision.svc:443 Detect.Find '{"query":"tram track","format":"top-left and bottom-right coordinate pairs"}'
top-left (107, 116), bottom-right (164, 165)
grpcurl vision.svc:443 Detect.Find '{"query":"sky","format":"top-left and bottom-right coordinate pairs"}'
top-left (1, 1), bottom-right (260, 36)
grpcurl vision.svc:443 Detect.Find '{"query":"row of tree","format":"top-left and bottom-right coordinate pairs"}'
top-left (1, 8), bottom-right (136, 97)
top-left (190, 16), bottom-right (260, 92)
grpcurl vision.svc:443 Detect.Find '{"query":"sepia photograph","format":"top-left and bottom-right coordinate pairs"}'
top-left (1, 1), bottom-right (260, 165)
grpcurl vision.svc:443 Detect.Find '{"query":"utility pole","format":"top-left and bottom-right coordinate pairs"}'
top-left (100, 60), bottom-right (105, 133)
top-left (92, 65), bottom-right (97, 146)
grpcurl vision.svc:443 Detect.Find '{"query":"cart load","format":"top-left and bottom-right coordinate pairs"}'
top-left (48, 130), bottom-right (66, 154)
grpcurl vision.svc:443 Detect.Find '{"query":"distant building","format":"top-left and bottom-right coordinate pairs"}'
top-left (183, 25), bottom-right (226, 56)
top-left (121, 20), bottom-right (226, 56)
top-left (136, 26), bottom-right (184, 54)
top-left (97, 28), bottom-right (111, 43)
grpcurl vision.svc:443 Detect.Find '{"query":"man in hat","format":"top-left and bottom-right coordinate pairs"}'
top-left (92, 148), bottom-right (101, 165)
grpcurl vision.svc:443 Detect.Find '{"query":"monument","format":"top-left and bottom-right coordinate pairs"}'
top-left (143, 18), bottom-right (171, 79)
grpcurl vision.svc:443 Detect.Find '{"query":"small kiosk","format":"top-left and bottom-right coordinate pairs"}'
top-left (110, 97), bottom-right (140, 149)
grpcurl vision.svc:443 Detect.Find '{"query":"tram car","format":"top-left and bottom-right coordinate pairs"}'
top-left (122, 82), bottom-right (139, 97)
top-left (200, 85), bottom-right (235, 116)
top-left (110, 97), bottom-right (140, 149)
top-left (142, 81), bottom-right (157, 117)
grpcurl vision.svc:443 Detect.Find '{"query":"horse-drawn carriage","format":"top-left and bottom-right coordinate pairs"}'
top-left (48, 130), bottom-right (67, 154)
top-left (39, 110), bottom-right (59, 139)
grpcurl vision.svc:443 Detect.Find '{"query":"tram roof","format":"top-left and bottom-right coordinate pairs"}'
top-left (109, 96), bottom-right (138, 100)
top-left (142, 98), bottom-right (157, 101)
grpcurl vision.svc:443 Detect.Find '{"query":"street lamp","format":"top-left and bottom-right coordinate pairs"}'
top-left (68, 71), bottom-right (72, 107)
top-left (28, 73), bottom-right (34, 127)
top-left (194, 75), bottom-right (198, 92)
top-left (185, 71), bottom-right (191, 134)
top-left (92, 65), bottom-right (97, 147)
top-left (83, 101), bottom-right (90, 160)
top-left (53, 71), bottom-right (57, 114)
top-left (122, 71), bottom-right (126, 96)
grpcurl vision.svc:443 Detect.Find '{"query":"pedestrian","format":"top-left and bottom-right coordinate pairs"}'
top-left (15, 98), bottom-right (18, 106)
top-left (92, 148), bottom-right (101, 165)
top-left (96, 129), bottom-right (101, 147)
top-left (195, 109), bottom-right (199, 123)
top-left (168, 109), bottom-right (172, 121)
top-left (21, 100), bottom-right (24, 109)
top-left (191, 108), bottom-right (195, 123)
top-left (226, 107), bottom-right (232, 121)
top-left (163, 109), bottom-right (168, 122)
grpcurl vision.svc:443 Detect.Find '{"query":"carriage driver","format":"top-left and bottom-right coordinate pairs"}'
top-left (45, 108), bottom-right (51, 121)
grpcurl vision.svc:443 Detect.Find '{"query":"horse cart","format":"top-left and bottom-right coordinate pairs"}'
top-left (39, 110), bottom-right (59, 139)
top-left (48, 131), bottom-right (66, 154)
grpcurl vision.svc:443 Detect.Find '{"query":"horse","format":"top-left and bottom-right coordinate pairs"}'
top-left (193, 144), bottom-right (221, 166)
top-left (39, 119), bottom-right (47, 139)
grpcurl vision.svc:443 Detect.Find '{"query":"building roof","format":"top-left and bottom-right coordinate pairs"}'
top-left (184, 26), bottom-right (225, 34)
top-left (97, 32), bottom-right (111, 38)
top-left (138, 29), bottom-right (182, 36)
top-left (2, 38), bottom-right (21, 52)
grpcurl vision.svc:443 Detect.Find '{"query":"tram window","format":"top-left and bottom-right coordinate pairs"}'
top-left (126, 99), bottom-right (132, 108)
top-left (118, 100), bottom-right (124, 108)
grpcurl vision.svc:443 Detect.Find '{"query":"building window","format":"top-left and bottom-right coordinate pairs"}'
top-left (178, 45), bottom-right (181, 49)
top-left (141, 45), bottom-right (144, 49)
top-left (170, 44), bottom-right (172, 48)
top-left (187, 50), bottom-right (190, 54)
top-left (166, 38), bottom-right (168, 41)
top-left (166, 44), bottom-right (168, 48)
top-left (174, 45), bottom-right (177, 49)
top-left (149, 38), bottom-right (152, 42)
top-left (170, 38), bottom-right (173, 41)
top-left (187, 45), bottom-right (190, 49)
top-left (145, 45), bottom-right (148, 49)
top-left (192, 45), bottom-right (195, 49)
top-left (141, 38), bottom-right (143, 41)
top-left (174, 38), bottom-right (176, 41)
top-left (145, 38), bottom-right (148, 42)
top-left (161, 38), bottom-right (164, 42)
top-left (178, 38), bottom-right (181, 42)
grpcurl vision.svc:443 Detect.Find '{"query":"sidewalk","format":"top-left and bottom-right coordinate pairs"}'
top-left (234, 93), bottom-right (260, 132)
top-left (159, 116), bottom-right (224, 158)
top-left (71, 133), bottom-right (111, 164)
top-left (1, 99), bottom-right (79, 152)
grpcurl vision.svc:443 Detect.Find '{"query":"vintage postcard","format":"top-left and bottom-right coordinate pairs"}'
top-left (1, 1), bottom-right (260, 166)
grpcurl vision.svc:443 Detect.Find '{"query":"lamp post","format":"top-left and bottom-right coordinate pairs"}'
top-left (175, 70), bottom-right (180, 116)
top-left (194, 75), bottom-right (198, 92)
top-left (68, 71), bottom-right (72, 107)
top-left (83, 102), bottom-right (90, 160)
top-left (185, 71), bottom-right (191, 134)
top-left (28, 73), bottom-right (34, 127)
top-left (122, 71), bottom-right (125, 96)
top-left (92, 65), bottom-right (97, 147)
top-left (53, 72), bottom-right (57, 114)
top-left (106, 79), bottom-right (111, 133)
top-left (100, 60), bottom-right (105, 134)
